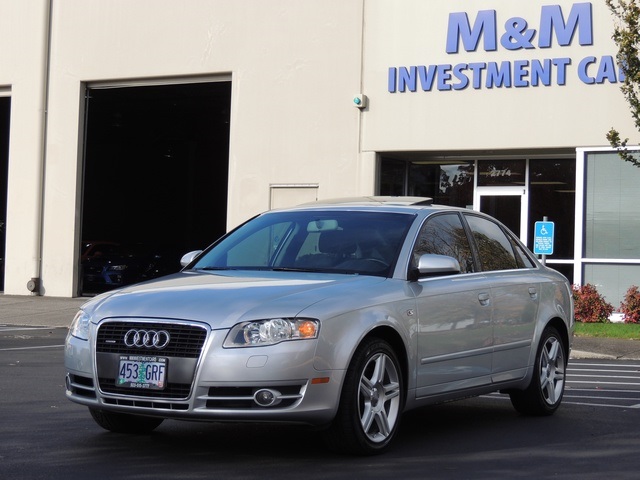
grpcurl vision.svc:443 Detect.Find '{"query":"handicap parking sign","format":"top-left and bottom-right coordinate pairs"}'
top-left (533, 221), bottom-right (554, 255)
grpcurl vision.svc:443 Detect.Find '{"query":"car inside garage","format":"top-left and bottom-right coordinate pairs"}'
top-left (79, 81), bottom-right (231, 296)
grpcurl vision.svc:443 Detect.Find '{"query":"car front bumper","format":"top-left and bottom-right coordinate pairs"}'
top-left (64, 320), bottom-right (344, 426)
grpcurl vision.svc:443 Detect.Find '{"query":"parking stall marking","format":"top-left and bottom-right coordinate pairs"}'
top-left (564, 360), bottom-right (640, 409)
top-left (0, 326), bottom-right (67, 351)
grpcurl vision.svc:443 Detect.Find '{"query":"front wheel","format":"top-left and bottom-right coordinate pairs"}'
top-left (509, 326), bottom-right (567, 416)
top-left (323, 338), bottom-right (404, 455)
top-left (89, 408), bottom-right (164, 434)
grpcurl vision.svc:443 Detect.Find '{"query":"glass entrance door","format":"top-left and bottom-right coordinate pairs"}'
top-left (476, 188), bottom-right (528, 241)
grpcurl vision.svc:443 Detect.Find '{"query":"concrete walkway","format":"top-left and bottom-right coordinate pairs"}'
top-left (1, 294), bottom-right (639, 360)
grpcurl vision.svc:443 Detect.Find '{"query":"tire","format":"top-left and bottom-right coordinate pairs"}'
top-left (509, 326), bottom-right (567, 416)
top-left (323, 337), bottom-right (404, 455)
top-left (89, 408), bottom-right (164, 434)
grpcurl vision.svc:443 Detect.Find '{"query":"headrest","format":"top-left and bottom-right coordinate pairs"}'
top-left (318, 231), bottom-right (357, 255)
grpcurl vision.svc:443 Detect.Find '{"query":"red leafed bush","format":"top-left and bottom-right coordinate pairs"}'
top-left (620, 285), bottom-right (640, 324)
top-left (572, 284), bottom-right (614, 323)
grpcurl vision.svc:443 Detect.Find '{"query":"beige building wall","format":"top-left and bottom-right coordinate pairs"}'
top-left (0, 0), bottom-right (636, 297)
top-left (361, 0), bottom-right (635, 152)
top-left (0, 0), bottom-right (52, 296)
top-left (2, 0), bottom-right (367, 296)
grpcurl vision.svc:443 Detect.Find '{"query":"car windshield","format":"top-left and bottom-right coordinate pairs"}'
top-left (192, 210), bottom-right (415, 277)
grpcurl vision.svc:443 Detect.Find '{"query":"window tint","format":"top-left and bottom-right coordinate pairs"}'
top-left (193, 211), bottom-right (414, 277)
top-left (413, 213), bottom-right (475, 273)
top-left (464, 214), bottom-right (518, 271)
top-left (510, 236), bottom-right (536, 268)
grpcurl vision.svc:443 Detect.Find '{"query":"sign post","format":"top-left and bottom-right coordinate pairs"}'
top-left (533, 217), bottom-right (554, 265)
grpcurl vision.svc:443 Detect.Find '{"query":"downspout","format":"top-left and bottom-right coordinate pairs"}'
top-left (356, 0), bottom-right (375, 196)
top-left (30, 0), bottom-right (53, 295)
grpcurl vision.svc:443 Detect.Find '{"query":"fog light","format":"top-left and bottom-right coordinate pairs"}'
top-left (254, 389), bottom-right (280, 407)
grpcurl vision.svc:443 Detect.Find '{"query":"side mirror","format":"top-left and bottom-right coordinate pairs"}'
top-left (180, 250), bottom-right (203, 267)
top-left (414, 254), bottom-right (461, 279)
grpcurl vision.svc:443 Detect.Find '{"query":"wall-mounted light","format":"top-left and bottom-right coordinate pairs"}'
top-left (353, 94), bottom-right (368, 109)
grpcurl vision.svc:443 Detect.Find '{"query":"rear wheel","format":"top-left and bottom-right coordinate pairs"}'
top-left (89, 408), bottom-right (164, 434)
top-left (509, 326), bottom-right (567, 415)
top-left (324, 337), bottom-right (404, 455)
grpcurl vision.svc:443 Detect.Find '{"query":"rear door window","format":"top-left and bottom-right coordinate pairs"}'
top-left (464, 214), bottom-right (518, 271)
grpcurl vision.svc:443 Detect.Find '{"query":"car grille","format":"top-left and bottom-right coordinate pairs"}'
top-left (96, 321), bottom-right (207, 358)
top-left (96, 321), bottom-right (208, 401)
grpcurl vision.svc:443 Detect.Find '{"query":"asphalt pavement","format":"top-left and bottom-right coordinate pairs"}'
top-left (1, 293), bottom-right (639, 360)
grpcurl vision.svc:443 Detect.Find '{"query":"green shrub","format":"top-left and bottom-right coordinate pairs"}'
top-left (572, 284), bottom-right (614, 323)
top-left (620, 285), bottom-right (640, 324)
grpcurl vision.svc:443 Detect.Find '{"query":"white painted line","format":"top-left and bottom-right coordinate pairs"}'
top-left (0, 326), bottom-right (60, 332)
top-left (569, 368), bottom-right (640, 374)
top-left (570, 363), bottom-right (640, 368)
top-left (564, 394), bottom-right (640, 401)
top-left (567, 380), bottom-right (640, 386)
top-left (0, 344), bottom-right (65, 352)
top-left (564, 400), bottom-right (640, 409)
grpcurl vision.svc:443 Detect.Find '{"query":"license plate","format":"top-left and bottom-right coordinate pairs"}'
top-left (117, 355), bottom-right (167, 390)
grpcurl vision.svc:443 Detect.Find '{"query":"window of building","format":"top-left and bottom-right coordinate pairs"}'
top-left (528, 159), bottom-right (575, 260)
top-left (585, 152), bottom-right (640, 259)
top-left (477, 159), bottom-right (526, 187)
top-left (580, 151), bottom-right (640, 305)
top-left (379, 158), bottom-right (473, 208)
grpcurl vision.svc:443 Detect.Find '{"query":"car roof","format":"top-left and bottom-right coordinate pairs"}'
top-left (272, 196), bottom-right (469, 215)
top-left (300, 196), bottom-right (434, 207)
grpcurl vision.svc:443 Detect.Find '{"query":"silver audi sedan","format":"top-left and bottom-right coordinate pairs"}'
top-left (65, 197), bottom-right (573, 455)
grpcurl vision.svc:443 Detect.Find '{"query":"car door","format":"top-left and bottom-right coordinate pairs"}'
top-left (413, 213), bottom-right (494, 398)
top-left (463, 213), bottom-right (540, 383)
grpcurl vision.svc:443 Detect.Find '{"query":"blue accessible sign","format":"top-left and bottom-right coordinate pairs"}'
top-left (533, 221), bottom-right (554, 255)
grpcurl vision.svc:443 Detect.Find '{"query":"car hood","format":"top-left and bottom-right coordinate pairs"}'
top-left (83, 270), bottom-right (388, 329)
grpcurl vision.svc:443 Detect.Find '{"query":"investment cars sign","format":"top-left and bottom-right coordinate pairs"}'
top-left (388, 2), bottom-right (622, 92)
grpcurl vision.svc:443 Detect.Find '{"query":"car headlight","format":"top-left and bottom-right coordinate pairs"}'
top-left (69, 310), bottom-right (91, 340)
top-left (223, 318), bottom-right (319, 347)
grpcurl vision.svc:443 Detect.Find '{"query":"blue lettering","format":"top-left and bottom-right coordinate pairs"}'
top-left (398, 66), bottom-right (418, 92)
top-left (468, 63), bottom-right (487, 89)
top-left (388, 67), bottom-right (397, 92)
top-left (595, 55), bottom-right (618, 83)
top-left (513, 60), bottom-right (530, 87)
top-left (539, 2), bottom-right (593, 48)
top-left (437, 65), bottom-right (453, 91)
top-left (446, 10), bottom-right (497, 53)
top-left (418, 65), bottom-right (437, 91)
top-left (531, 59), bottom-right (552, 86)
top-left (578, 56), bottom-right (596, 84)
top-left (552, 57), bottom-right (571, 85)
top-left (500, 18), bottom-right (536, 50)
top-left (452, 64), bottom-right (469, 90)
top-left (486, 61), bottom-right (512, 88)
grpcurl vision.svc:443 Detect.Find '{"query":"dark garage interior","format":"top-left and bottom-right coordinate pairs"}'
top-left (80, 81), bottom-right (231, 296)
top-left (0, 97), bottom-right (9, 291)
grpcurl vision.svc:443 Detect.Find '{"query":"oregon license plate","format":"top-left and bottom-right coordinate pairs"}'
top-left (117, 355), bottom-right (167, 390)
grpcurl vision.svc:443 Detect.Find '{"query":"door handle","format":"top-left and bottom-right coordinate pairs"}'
top-left (529, 287), bottom-right (538, 299)
top-left (478, 293), bottom-right (490, 306)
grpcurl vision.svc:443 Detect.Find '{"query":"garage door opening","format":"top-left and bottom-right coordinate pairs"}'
top-left (80, 81), bottom-right (231, 296)
top-left (0, 97), bottom-right (9, 292)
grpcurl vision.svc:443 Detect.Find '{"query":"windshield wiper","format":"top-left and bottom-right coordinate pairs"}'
top-left (197, 266), bottom-right (238, 271)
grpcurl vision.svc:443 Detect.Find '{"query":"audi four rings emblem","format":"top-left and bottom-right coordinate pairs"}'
top-left (123, 329), bottom-right (171, 349)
